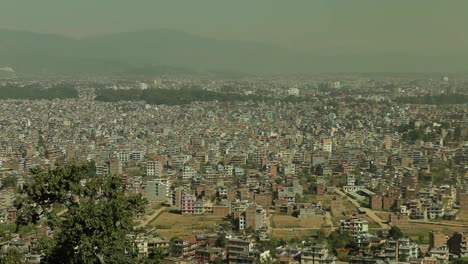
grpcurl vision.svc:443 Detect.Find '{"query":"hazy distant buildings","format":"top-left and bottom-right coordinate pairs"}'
top-left (322, 139), bottom-right (333, 153)
top-left (384, 134), bottom-right (393, 150)
top-left (333, 81), bottom-right (341, 89)
top-left (140, 82), bottom-right (148, 90)
top-left (288, 87), bottom-right (300, 96)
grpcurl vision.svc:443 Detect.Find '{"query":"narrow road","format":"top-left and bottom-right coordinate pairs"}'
top-left (334, 188), bottom-right (390, 229)
top-left (134, 206), bottom-right (167, 229)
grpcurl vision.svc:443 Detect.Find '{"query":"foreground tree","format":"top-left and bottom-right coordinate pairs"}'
top-left (387, 226), bottom-right (404, 240)
top-left (0, 247), bottom-right (25, 264)
top-left (15, 163), bottom-right (146, 264)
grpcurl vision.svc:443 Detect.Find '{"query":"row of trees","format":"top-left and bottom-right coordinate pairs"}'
top-left (401, 128), bottom-right (437, 142)
top-left (0, 83), bottom-right (78, 100)
top-left (398, 122), bottom-right (464, 143)
top-left (395, 93), bottom-right (468, 105)
top-left (95, 87), bottom-right (321, 105)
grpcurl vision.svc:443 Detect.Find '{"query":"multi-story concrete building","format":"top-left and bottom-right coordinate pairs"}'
top-left (301, 243), bottom-right (336, 264)
top-left (116, 149), bottom-right (130, 163)
top-left (146, 160), bottom-right (163, 177)
top-left (195, 247), bottom-right (224, 264)
top-left (322, 139), bottom-right (332, 154)
top-left (227, 237), bottom-right (254, 264)
top-left (145, 179), bottom-right (170, 203)
top-left (172, 238), bottom-right (198, 259)
top-left (245, 205), bottom-right (265, 231)
top-left (339, 217), bottom-right (369, 237)
top-left (182, 194), bottom-right (196, 214)
top-left (382, 238), bottom-right (419, 262)
top-left (429, 230), bottom-right (447, 250)
top-left (183, 166), bottom-right (197, 179)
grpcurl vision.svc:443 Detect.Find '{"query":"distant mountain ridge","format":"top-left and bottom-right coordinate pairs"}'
top-left (1, 28), bottom-right (467, 76)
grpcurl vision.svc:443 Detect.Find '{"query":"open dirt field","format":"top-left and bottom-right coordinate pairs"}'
top-left (402, 223), bottom-right (468, 238)
top-left (271, 229), bottom-right (321, 240)
top-left (272, 215), bottom-right (324, 228)
top-left (310, 195), bottom-right (338, 207)
top-left (148, 212), bottom-right (225, 239)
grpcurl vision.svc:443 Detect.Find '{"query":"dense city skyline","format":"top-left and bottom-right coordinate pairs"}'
top-left (1, 1), bottom-right (467, 263)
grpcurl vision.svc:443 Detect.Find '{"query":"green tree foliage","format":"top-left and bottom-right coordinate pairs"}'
top-left (256, 238), bottom-right (281, 257)
top-left (400, 127), bottom-right (437, 143)
top-left (327, 231), bottom-right (357, 255)
top-left (328, 231), bottom-right (356, 248)
top-left (143, 248), bottom-right (165, 264)
top-left (454, 126), bottom-right (462, 140)
top-left (453, 257), bottom-right (468, 264)
top-left (395, 93), bottom-right (468, 105)
top-left (215, 234), bottom-right (226, 248)
top-left (0, 247), bottom-right (25, 264)
top-left (0, 83), bottom-right (78, 100)
top-left (213, 257), bottom-right (224, 264)
top-left (318, 82), bottom-right (329, 92)
top-left (86, 160), bottom-right (97, 177)
top-left (397, 123), bottom-right (413, 133)
top-left (295, 193), bottom-right (305, 203)
top-left (387, 226), bottom-right (404, 240)
top-left (1, 175), bottom-right (17, 190)
top-left (14, 164), bottom-right (146, 264)
top-left (95, 86), bottom-right (322, 106)
top-left (0, 224), bottom-right (14, 243)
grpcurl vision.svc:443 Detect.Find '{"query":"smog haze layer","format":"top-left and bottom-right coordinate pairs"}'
top-left (1, 0), bottom-right (467, 74)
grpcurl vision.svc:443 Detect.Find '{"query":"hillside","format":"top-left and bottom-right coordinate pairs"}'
top-left (1, 28), bottom-right (467, 76)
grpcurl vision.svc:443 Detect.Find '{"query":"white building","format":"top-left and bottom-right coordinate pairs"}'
top-left (225, 164), bottom-right (234, 176)
top-left (340, 217), bottom-right (369, 237)
top-left (130, 151), bottom-right (145, 160)
top-left (239, 214), bottom-right (246, 231)
top-left (288, 87), bottom-right (300, 96)
top-left (140, 82), bottom-right (148, 90)
top-left (333, 81), bottom-right (341, 89)
top-left (182, 166), bottom-right (197, 179)
top-left (116, 150), bottom-right (130, 163)
top-left (322, 139), bottom-right (333, 153)
top-left (147, 161), bottom-right (163, 177)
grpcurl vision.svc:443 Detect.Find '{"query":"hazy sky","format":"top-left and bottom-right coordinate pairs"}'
top-left (1, 0), bottom-right (467, 54)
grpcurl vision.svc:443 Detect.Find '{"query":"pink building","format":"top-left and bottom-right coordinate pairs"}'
top-left (182, 194), bottom-right (196, 214)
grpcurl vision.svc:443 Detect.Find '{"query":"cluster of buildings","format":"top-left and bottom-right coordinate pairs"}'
top-left (0, 75), bottom-right (466, 263)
